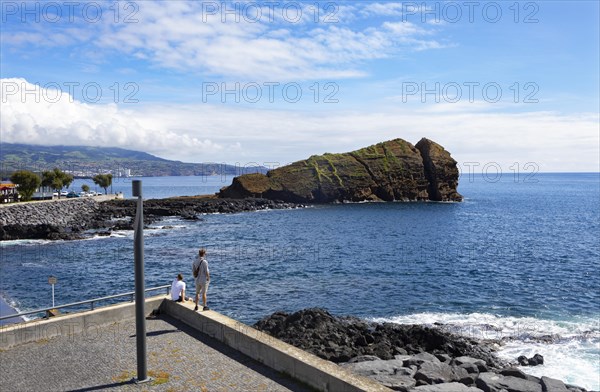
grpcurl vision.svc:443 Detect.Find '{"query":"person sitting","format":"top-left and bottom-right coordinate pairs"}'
top-left (170, 274), bottom-right (187, 302)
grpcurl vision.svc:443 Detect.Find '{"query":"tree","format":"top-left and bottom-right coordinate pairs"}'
top-left (10, 170), bottom-right (41, 201)
top-left (62, 171), bottom-right (74, 190)
top-left (81, 184), bottom-right (90, 193)
top-left (93, 174), bottom-right (113, 194)
top-left (42, 168), bottom-right (74, 198)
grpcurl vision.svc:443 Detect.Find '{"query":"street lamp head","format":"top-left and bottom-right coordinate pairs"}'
top-left (132, 180), bottom-right (142, 197)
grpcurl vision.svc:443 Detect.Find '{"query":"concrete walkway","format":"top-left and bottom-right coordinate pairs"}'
top-left (0, 314), bottom-right (311, 392)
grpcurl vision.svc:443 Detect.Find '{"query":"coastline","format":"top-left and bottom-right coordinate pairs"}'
top-left (255, 308), bottom-right (599, 392)
top-left (0, 196), bottom-right (302, 241)
top-left (0, 294), bottom-right (24, 325)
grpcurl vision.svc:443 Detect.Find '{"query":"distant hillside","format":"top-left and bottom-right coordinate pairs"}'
top-left (0, 143), bottom-right (265, 178)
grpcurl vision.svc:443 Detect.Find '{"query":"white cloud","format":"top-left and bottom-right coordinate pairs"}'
top-left (94, 2), bottom-right (443, 80)
top-left (360, 3), bottom-right (406, 17)
top-left (1, 1), bottom-right (444, 81)
top-left (2, 78), bottom-right (598, 172)
top-left (0, 78), bottom-right (227, 160)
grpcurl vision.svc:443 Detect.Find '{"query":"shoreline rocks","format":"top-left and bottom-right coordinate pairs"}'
top-left (0, 197), bottom-right (301, 241)
top-left (254, 308), bottom-right (594, 392)
top-left (254, 308), bottom-right (505, 366)
top-left (518, 354), bottom-right (544, 367)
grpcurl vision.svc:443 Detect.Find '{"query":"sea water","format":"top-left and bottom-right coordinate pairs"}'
top-left (69, 174), bottom-right (234, 199)
top-left (1, 173), bottom-right (598, 389)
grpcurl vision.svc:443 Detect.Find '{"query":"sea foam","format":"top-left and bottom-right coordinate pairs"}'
top-left (370, 312), bottom-right (599, 390)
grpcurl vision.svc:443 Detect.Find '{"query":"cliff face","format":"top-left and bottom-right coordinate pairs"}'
top-left (219, 138), bottom-right (462, 203)
top-left (416, 138), bottom-right (462, 202)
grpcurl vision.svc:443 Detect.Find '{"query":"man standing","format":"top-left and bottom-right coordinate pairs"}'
top-left (192, 248), bottom-right (210, 311)
top-left (170, 274), bottom-right (187, 302)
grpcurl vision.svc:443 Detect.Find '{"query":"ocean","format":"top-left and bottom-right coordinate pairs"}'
top-left (0, 173), bottom-right (598, 389)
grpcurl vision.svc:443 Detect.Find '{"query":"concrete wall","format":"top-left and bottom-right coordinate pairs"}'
top-left (160, 300), bottom-right (392, 392)
top-left (0, 295), bottom-right (165, 349)
top-left (0, 193), bottom-right (122, 209)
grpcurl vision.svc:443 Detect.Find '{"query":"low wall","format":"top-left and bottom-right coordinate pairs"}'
top-left (0, 295), bottom-right (165, 349)
top-left (0, 194), bottom-right (122, 209)
top-left (160, 300), bottom-right (392, 392)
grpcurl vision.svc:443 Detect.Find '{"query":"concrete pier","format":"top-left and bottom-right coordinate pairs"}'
top-left (0, 296), bottom-right (391, 392)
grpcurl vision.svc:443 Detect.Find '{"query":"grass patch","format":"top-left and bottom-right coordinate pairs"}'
top-left (112, 370), bottom-right (135, 383)
top-left (148, 370), bottom-right (170, 385)
top-left (307, 157), bottom-right (332, 184)
top-left (323, 155), bottom-right (344, 187)
top-left (112, 370), bottom-right (169, 386)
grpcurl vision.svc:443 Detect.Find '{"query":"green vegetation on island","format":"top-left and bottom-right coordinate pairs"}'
top-left (219, 137), bottom-right (462, 203)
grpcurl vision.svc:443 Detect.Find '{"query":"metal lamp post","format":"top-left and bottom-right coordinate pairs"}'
top-left (132, 180), bottom-right (150, 384)
top-left (48, 276), bottom-right (57, 308)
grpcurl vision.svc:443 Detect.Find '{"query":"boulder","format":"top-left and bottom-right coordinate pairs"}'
top-left (412, 382), bottom-right (484, 391)
top-left (371, 374), bottom-right (416, 391)
top-left (540, 376), bottom-right (569, 392)
top-left (528, 354), bottom-right (544, 366)
top-left (517, 356), bottom-right (529, 366)
top-left (405, 352), bottom-right (441, 367)
top-left (341, 359), bottom-right (410, 376)
top-left (516, 354), bottom-right (544, 367)
top-left (498, 368), bottom-right (541, 384)
top-left (499, 368), bottom-right (528, 379)
top-left (414, 361), bottom-right (467, 385)
top-left (452, 356), bottom-right (488, 372)
top-left (347, 355), bottom-right (381, 363)
top-left (459, 363), bottom-right (480, 375)
top-left (565, 385), bottom-right (588, 392)
top-left (476, 372), bottom-right (542, 392)
top-left (342, 358), bottom-right (416, 391)
top-left (459, 373), bottom-right (479, 387)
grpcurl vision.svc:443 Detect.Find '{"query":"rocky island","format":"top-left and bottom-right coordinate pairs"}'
top-left (219, 137), bottom-right (462, 203)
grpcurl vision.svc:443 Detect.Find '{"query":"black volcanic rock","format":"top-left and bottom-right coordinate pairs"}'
top-left (219, 138), bottom-right (462, 203)
top-left (0, 197), bottom-right (300, 241)
top-left (254, 309), bottom-right (592, 392)
top-left (253, 308), bottom-right (502, 367)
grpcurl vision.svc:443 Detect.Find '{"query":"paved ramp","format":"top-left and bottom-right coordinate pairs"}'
top-left (0, 313), bottom-right (310, 392)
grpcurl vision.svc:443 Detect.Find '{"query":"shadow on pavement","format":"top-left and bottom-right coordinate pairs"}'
top-left (66, 380), bottom-right (134, 392)
top-left (154, 313), bottom-right (313, 392)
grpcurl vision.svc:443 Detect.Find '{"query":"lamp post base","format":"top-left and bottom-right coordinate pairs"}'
top-left (132, 377), bottom-right (153, 385)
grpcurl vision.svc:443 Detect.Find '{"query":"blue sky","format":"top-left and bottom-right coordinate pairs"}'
top-left (1, 1), bottom-right (599, 171)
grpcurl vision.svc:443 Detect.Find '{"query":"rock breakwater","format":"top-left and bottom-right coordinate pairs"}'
top-left (254, 308), bottom-right (594, 392)
top-left (0, 198), bottom-right (101, 240)
top-left (0, 197), bottom-right (300, 241)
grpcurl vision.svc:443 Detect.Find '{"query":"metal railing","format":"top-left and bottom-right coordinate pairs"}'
top-left (0, 284), bottom-right (171, 322)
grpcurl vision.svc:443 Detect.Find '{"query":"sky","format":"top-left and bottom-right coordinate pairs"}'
top-left (0, 0), bottom-right (599, 172)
